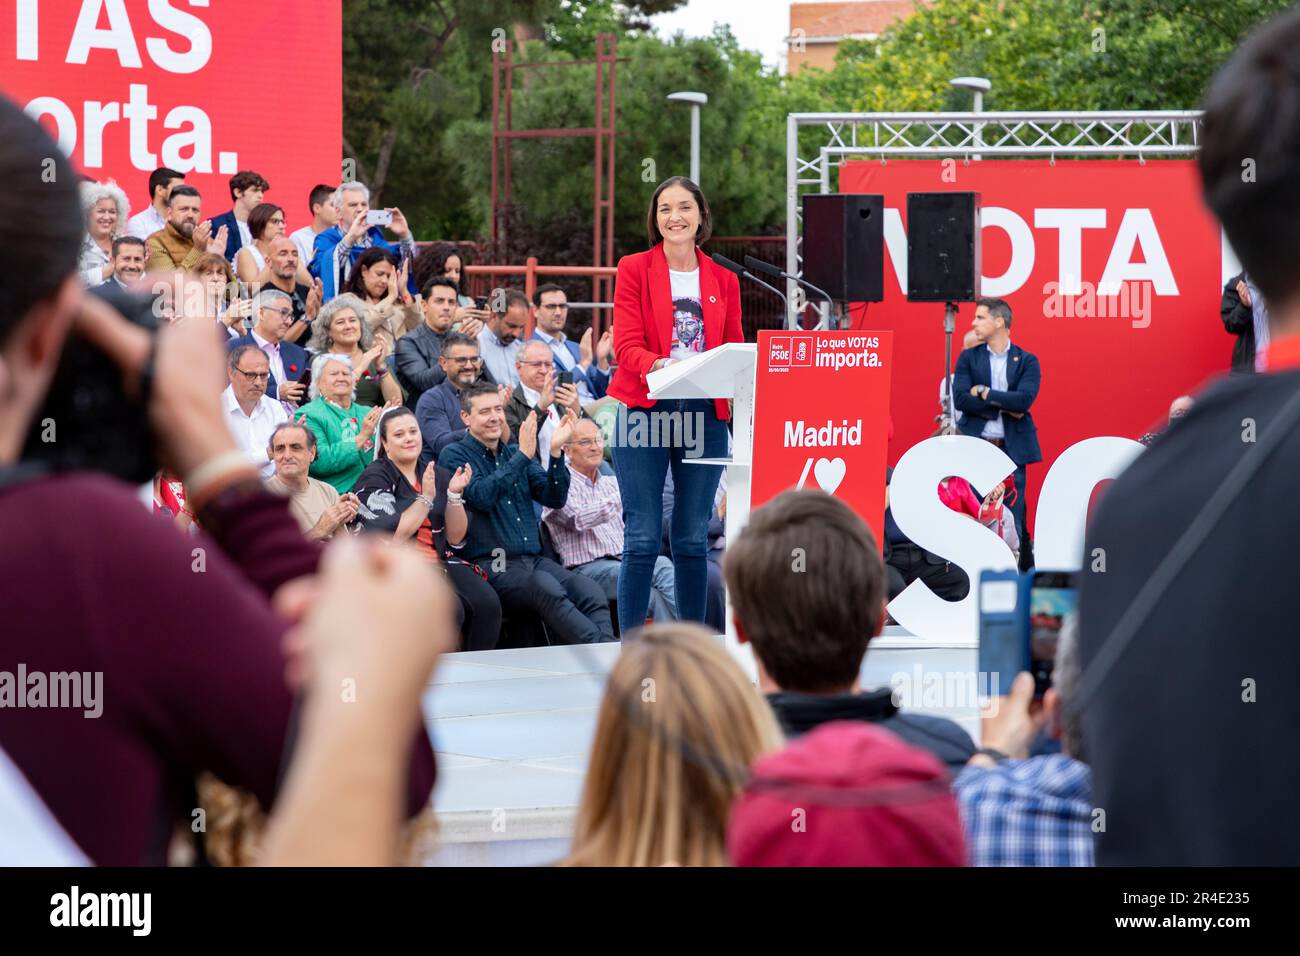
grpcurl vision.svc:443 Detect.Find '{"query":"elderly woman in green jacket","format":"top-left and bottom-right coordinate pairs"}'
top-left (297, 353), bottom-right (399, 494)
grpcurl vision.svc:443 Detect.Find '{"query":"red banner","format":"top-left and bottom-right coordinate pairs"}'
top-left (837, 160), bottom-right (1225, 528)
top-left (752, 330), bottom-right (893, 548)
top-left (0, 1), bottom-right (341, 235)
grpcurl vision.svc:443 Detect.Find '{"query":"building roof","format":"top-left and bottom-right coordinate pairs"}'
top-left (789, 1), bottom-right (928, 42)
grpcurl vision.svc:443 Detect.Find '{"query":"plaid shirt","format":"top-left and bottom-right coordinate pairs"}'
top-left (953, 754), bottom-right (1094, 866)
top-left (542, 465), bottom-right (623, 567)
top-left (436, 434), bottom-right (569, 563)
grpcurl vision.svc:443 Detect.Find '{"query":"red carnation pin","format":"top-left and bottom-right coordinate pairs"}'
top-left (289, 364), bottom-right (299, 373)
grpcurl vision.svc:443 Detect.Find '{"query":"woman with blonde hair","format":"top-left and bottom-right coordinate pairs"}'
top-left (565, 624), bottom-right (783, 867)
top-left (78, 179), bottom-right (130, 286)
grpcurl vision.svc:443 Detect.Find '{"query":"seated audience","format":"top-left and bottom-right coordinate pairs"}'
top-left (198, 252), bottom-right (251, 340)
top-left (724, 488), bottom-right (975, 770)
top-left (531, 282), bottom-right (612, 401)
top-left (227, 289), bottom-right (310, 404)
top-left (78, 180), bottom-right (130, 286)
top-left (309, 293), bottom-right (402, 407)
top-left (125, 166), bottom-right (184, 240)
top-left (147, 185), bottom-right (229, 271)
top-left (341, 246), bottom-right (421, 352)
top-left (222, 344), bottom-right (288, 478)
top-left (727, 721), bottom-right (967, 866)
top-left (438, 383), bottom-right (615, 644)
top-left (99, 236), bottom-right (146, 290)
top-left (297, 353), bottom-right (393, 494)
top-left (953, 615), bottom-right (1093, 867)
top-left (543, 418), bottom-right (677, 624)
top-left (505, 340), bottom-right (586, 468)
top-left (310, 181), bottom-right (417, 300)
top-left (235, 202), bottom-right (305, 286)
top-left (289, 183), bottom-right (339, 272)
top-left (565, 624), bottom-right (783, 866)
top-left (351, 408), bottom-right (502, 651)
top-left (478, 289), bottom-right (529, 388)
top-left (415, 332), bottom-right (505, 464)
top-left (396, 275), bottom-right (484, 403)
top-left (412, 241), bottom-right (478, 312)
top-left (662, 467), bottom-right (728, 633)
top-left (209, 169), bottom-right (269, 262)
top-left (264, 422), bottom-right (359, 540)
top-left (259, 236), bottom-right (322, 346)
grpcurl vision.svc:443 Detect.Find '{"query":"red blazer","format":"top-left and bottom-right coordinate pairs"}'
top-left (608, 242), bottom-right (744, 421)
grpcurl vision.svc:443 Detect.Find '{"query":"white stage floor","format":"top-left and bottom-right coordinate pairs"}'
top-left (421, 628), bottom-right (980, 866)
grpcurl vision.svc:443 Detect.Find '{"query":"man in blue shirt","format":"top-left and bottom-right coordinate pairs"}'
top-left (438, 383), bottom-right (615, 645)
top-left (310, 181), bottom-right (417, 300)
top-left (952, 615), bottom-right (1094, 866)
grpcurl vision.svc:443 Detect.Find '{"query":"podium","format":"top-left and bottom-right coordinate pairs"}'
top-left (646, 343), bottom-right (758, 674)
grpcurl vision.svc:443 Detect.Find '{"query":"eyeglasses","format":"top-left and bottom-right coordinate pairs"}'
top-left (567, 438), bottom-right (603, 448)
top-left (539, 303), bottom-right (567, 311)
top-left (262, 307), bottom-right (294, 319)
top-left (446, 356), bottom-right (482, 366)
top-left (519, 360), bottom-right (554, 369)
top-left (235, 368), bottom-right (271, 381)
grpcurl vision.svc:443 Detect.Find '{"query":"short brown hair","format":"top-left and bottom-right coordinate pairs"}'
top-left (723, 489), bottom-right (885, 693)
top-left (645, 176), bottom-right (712, 248)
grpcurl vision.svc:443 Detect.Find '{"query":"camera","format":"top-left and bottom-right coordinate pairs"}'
top-left (21, 283), bottom-right (161, 484)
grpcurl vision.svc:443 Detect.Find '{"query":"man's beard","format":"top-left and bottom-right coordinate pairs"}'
top-left (176, 221), bottom-right (195, 239)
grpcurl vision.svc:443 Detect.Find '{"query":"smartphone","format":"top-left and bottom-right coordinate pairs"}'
top-left (366, 209), bottom-right (393, 227)
top-left (977, 569), bottom-right (1023, 698)
top-left (296, 367), bottom-right (312, 393)
top-left (474, 295), bottom-right (488, 310)
top-left (558, 370), bottom-right (574, 388)
top-left (1025, 570), bottom-right (1079, 698)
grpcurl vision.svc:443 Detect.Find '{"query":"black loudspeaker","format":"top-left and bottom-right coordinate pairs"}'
top-left (802, 193), bottom-right (884, 302)
top-left (906, 192), bottom-right (981, 302)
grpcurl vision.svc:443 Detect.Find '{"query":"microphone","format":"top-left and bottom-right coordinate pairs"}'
top-left (743, 255), bottom-right (835, 311)
top-left (711, 254), bottom-right (787, 306)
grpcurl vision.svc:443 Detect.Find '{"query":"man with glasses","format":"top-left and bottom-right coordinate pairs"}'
top-left (396, 275), bottom-right (484, 405)
top-left (506, 340), bottom-right (585, 469)
top-left (530, 283), bottom-right (613, 402)
top-left (543, 417), bottom-right (677, 624)
top-left (222, 345), bottom-right (288, 477)
top-left (227, 288), bottom-right (310, 404)
top-left (414, 333), bottom-right (508, 469)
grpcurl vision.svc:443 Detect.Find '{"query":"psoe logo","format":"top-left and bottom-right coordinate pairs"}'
top-left (769, 336), bottom-right (791, 367)
top-left (792, 337), bottom-right (811, 366)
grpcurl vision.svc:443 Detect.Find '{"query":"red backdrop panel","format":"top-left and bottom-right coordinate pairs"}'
top-left (837, 159), bottom-right (1225, 528)
top-left (0, 0), bottom-right (342, 234)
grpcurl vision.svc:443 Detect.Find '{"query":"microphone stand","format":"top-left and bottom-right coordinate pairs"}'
top-left (710, 254), bottom-right (787, 306)
top-left (743, 255), bottom-right (835, 329)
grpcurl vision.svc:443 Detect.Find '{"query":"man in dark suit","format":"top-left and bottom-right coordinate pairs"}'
top-left (208, 170), bottom-right (269, 262)
top-left (952, 297), bottom-right (1041, 568)
top-left (1078, 7), bottom-right (1300, 864)
top-left (226, 289), bottom-right (309, 404)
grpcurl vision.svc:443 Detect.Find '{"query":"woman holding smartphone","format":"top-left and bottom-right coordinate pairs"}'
top-left (607, 176), bottom-right (741, 635)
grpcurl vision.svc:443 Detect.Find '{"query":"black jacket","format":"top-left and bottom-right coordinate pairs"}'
top-left (1220, 271), bottom-right (1256, 373)
top-left (766, 689), bottom-right (975, 773)
top-left (350, 457), bottom-right (452, 558)
top-left (1080, 367), bottom-right (1300, 864)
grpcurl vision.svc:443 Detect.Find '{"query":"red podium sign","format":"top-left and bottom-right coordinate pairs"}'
top-left (752, 330), bottom-right (893, 547)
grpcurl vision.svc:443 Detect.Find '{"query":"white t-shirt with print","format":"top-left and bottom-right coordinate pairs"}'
top-left (668, 268), bottom-right (705, 363)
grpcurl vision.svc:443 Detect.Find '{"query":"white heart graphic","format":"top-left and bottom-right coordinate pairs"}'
top-left (813, 457), bottom-right (846, 494)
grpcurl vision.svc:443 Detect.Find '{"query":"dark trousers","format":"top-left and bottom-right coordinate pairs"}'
top-left (886, 542), bottom-right (969, 602)
top-left (1009, 462), bottom-right (1034, 571)
top-left (487, 554), bottom-right (615, 645)
top-left (446, 560), bottom-right (502, 652)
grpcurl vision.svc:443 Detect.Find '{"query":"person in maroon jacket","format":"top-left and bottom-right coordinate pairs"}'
top-left (607, 176), bottom-right (743, 635)
top-left (0, 96), bottom-right (435, 865)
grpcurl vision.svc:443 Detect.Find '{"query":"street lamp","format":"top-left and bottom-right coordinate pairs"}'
top-left (949, 76), bottom-right (991, 159)
top-left (667, 91), bottom-right (709, 186)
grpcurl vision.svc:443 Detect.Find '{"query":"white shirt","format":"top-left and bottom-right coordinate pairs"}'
top-left (125, 205), bottom-right (166, 241)
top-left (251, 330), bottom-right (288, 392)
top-left (981, 341), bottom-right (1012, 440)
top-left (290, 225), bottom-right (319, 271)
top-left (235, 218), bottom-right (253, 257)
top-left (939, 374), bottom-right (964, 424)
top-left (222, 385), bottom-right (288, 477)
top-left (479, 326), bottom-right (523, 388)
top-left (534, 330), bottom-right (595, 402)
top-left (521, 382), bottom-right (558, 467)
top-left (0, 748), bottom-right (88, 866)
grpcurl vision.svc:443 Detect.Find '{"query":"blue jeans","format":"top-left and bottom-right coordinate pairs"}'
top-left (574, 556), bottom-right (677, 625)
top-left (612, 399), bottom-right (728, 633)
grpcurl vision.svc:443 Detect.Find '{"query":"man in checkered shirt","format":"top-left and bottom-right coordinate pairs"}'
top-left (953, 614), bottom-right (1094, 866)
top-left (542, 418), bottom-right (677, 627)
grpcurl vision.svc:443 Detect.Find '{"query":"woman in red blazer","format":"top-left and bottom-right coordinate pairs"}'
top-left (608, 177), bottom-right (743, 634)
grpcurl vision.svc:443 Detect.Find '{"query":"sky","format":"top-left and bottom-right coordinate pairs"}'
top-left (649, 0), bottom-right (796, 72)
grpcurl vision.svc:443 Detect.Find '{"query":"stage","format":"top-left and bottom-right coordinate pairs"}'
top-left (421, 629), bottom-right (980, 866)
